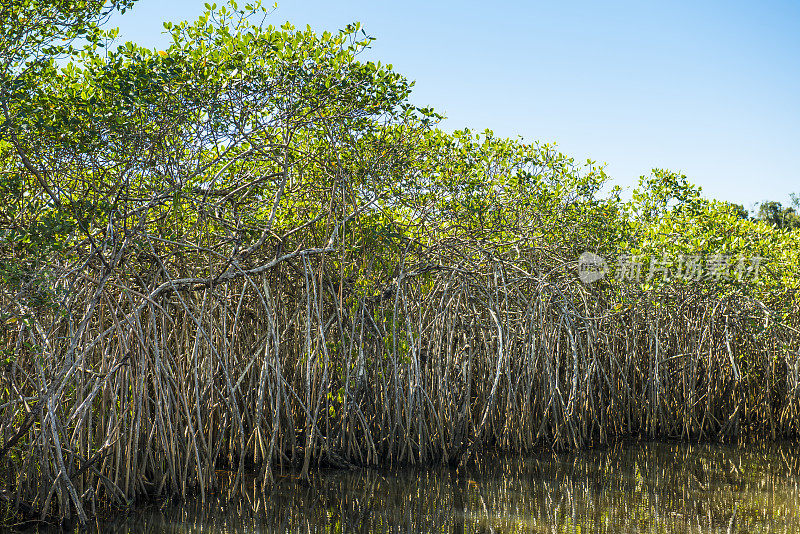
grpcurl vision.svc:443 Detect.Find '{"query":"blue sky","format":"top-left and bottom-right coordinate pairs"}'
top-left (110, 0), bottom-right (799, 209)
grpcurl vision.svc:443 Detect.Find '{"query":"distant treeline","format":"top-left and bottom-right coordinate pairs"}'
top-left (727, 196), bottom-right (800, 230)
top-left (1, 0), bottom-right (799, 528)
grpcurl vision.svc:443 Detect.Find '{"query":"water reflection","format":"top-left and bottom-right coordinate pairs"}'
top-left (78, 442), bottom-right (800, 533)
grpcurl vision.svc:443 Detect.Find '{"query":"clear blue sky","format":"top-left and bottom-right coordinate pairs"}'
top-left (110, 0), bottom-right (799, 209)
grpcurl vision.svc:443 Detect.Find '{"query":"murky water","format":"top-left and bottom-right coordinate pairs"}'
top-left (48, 442), bottom-right (800, 533)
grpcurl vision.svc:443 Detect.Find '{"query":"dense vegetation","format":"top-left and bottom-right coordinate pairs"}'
top-left (1, 0), bottom-right (799, 526)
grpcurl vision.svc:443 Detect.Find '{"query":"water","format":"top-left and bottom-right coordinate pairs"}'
top-left (48, 442), bottom-right (800, 533)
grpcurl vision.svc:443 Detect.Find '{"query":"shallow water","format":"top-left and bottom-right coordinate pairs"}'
top-left (46, 441), bottom-right (800, 533)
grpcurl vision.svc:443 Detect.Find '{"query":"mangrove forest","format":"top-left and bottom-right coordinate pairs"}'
top-left (1, 0), bottom-right (799, 528)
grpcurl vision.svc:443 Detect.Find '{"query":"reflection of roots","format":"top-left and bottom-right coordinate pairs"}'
top-left (94, 443), bottom-right (799, 533)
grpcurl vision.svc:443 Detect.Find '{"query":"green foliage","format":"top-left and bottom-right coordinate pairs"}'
top-left (725, 201), bottom-right (749, 220)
